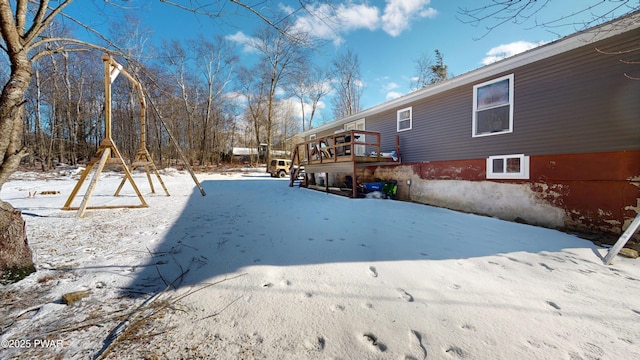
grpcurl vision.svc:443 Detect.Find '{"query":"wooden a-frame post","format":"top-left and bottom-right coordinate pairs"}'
top-left (62, 54), bottom-right (159, 217)
top-left (110, 57), bottom-right (169, 198)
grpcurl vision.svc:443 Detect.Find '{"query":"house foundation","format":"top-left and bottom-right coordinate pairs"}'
top-left (363, 150), bottom-right (640, 243)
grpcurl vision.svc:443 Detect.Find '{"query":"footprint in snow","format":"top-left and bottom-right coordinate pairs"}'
top-left (445, 345), bottom-right (467, 358)
top-left (539, 263), bottom-right (554, 271)
top-left (461, 324), bottom-right (476, 331)
top-left (407, 329), bottom-right (427, 360)
top-left (303, 336), bottom-right (325, 351)
top-left (368, 266), bottom-right (378, 278)
top-left (546, 301), bottom-right (561, 310)
top-left (398, 288), bottom-right (414, 302)
top-left (362, 333), bottom-right (386, 352)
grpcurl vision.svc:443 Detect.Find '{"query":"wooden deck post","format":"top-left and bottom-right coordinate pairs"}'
top-left (325, 172), bottom-right (329, 193)
top-left (352, 161), bottom-right (357, 198)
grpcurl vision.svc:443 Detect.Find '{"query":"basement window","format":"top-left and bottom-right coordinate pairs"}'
top-left (397, 107), bottom-right (412, 132)
top-left (473, 74), bottom-right (514, 137)
top-left (486, 154), bottom-right (529, 179)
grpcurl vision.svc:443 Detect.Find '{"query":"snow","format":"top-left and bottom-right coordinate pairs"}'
top-left (1, 168), bottom-right (639, 359)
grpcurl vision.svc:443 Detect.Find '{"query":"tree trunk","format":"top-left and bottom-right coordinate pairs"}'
top-left (0, 48), bottom-right (36, 285)
top-left (0, 201), bottom-right (35, 284)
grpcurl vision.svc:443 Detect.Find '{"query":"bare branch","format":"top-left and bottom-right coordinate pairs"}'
top-left (23, 0), bottom-right (74, 49)
top-left (159, 0), bottom-right (223, 17)
top-left (457, 0), bottom-right (639, 39)
top-left (15, 0), bottom-right (28, 36)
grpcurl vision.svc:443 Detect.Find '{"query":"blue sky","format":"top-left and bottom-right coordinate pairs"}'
top-left (66, 0), bottom-right (635, 123)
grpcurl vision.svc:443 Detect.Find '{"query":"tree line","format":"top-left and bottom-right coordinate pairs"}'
top-left (1, 17), bottom-right (368, 170)
top-left (4, 15), bottom-right (455, 172)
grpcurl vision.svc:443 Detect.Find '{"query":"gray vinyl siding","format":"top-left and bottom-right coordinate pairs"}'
top-left (369, 27), bottom-right (640, 163)
top-left (304, 26), bottom-right (640, 163)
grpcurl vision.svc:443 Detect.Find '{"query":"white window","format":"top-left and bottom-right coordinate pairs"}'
top-left (309, 134), bottom-right (316, 140)
top-left (397, 107), bottom-right (412, 132)
top-left (486, 154), bottom-right (530, 179)
top-left (473, 74), bottom-right (514, 137)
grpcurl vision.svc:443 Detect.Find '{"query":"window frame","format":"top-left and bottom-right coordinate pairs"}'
top-left (472, 74), bottom-right (514, 138)
top-left (486, 154), bottom-right (530, 180)
top-left (397, 106), bottom-right (412, 132)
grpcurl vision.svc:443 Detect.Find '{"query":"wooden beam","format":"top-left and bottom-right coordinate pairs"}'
top-left (76, 147), bottom-right (111, 218)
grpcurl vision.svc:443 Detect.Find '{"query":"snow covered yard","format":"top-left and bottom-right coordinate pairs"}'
top-left (1, 168), bottom-right (639, 359)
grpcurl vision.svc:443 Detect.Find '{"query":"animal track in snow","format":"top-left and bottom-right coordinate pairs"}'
top-left (397, 288), bottom-right (414, 302)
top-left (368, 266), bottom-right (378, 278)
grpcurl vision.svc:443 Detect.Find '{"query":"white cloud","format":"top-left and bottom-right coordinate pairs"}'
top-left (337, 3), bottom-right (380, 32)
top-left (287, 0), bottom-right (437, 45)
top-left (482, 40), bottom-right (545, 65)
top-left (292, 3), bottom-right (379, 45)
top-left (386, 91), bottom-right (403, 100)
top-left (381, 0), bottom-right (437, 37)
top-left (226, 31), bottom-right (260, 53)
top-left (382, 81), bottom-right (400, 92)
top-left (223, 91), bottom-right (247, 105)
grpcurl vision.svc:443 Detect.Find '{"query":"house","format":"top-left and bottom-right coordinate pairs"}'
top-left (230, 144), bottom-right (290, 163)
top-left (293, 12), bottom-right (640, 242)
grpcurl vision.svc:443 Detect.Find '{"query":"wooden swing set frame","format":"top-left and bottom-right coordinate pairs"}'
top-left (62, 54), bottom-right (169, 217)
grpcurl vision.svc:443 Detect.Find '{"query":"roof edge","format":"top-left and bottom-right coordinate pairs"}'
top-left (300, 10), bottom-right (640, 137)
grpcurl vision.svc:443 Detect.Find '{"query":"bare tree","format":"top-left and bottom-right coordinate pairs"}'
top-left (237, 64), bottom-right (269, 166)
top-left (285, 63), bottom-right (330, 131)
top-left (247, 22), bottom-right (309, 165)
top-left (160, 39), bottom-right (203, 165)
top-left (411, 49), bottom-right (449, 91)
top-left (191, 35), bottom-right (237, 166)
top-left (331, 49), bottom-right (363, 119)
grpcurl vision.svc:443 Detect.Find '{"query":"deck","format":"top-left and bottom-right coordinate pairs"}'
top-left (289, 130), bottom-right (400, 197)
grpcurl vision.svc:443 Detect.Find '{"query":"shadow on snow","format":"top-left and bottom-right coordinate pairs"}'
top-left (121, 177), bottom-right (594, 296)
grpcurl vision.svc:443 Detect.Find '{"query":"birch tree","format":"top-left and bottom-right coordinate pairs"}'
top-left (331, 49), bottom-right (363, 119)
top-left (247, 22), bottom-right (309, 164)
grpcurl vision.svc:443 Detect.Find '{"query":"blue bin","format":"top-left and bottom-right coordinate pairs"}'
top-left (362, 182), bottom-right (385, 191)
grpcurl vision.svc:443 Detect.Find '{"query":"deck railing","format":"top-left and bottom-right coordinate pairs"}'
top-left (292, 130), bottom-right (386, 166)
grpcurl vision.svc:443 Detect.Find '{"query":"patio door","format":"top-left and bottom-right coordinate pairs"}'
top-left (344, 119), bottom-right (366, 156)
